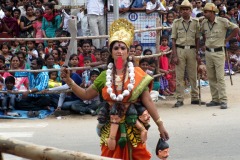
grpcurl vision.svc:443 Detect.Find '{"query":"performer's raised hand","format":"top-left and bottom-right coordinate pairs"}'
top-left (60, 66), bottom-right (71, 83)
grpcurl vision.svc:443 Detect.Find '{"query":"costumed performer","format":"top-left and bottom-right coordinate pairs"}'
top-left (60, 18), bottom-right (169, 160)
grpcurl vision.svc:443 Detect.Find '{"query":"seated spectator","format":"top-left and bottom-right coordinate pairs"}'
top-left (42, 54), bottom-right (61, 81)
top-left (146, 0), bottom-right (166, 14)
top-left (15, 51), bottom-right (30, 69)
top-left (3, 55), bottom-right (29, 91)
top-left (139, 58), bottom-right (153, 75)
top-left (48, 71), bottom-right (61, 88)
top-left (16, 58), bottom-right (51, 111)
top-left (228, 38), bottom-right (240, 72)
top-left (72, 68), bottom-right (101, 115)
top-left (1, 76), bottom-right (21, 113)
top-left (46, 70), bottom-right (83, 112)
top-left (51, 48), bottom-right (61, 65)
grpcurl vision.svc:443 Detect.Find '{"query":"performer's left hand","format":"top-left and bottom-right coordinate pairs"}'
top-left (158, 124), bottom-right (169, 141)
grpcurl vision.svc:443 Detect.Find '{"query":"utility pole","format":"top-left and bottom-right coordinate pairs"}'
top-left (113, 0), bottom-right (119, 20)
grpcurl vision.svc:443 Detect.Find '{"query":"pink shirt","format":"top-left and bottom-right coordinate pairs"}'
top-left (32, 21), bottom-right (44, 43)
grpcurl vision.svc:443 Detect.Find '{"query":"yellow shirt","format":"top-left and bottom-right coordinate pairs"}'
top-left (201, 16), bottom-right (238, 48)
top-left (171, 17), bottom-right (200, 46)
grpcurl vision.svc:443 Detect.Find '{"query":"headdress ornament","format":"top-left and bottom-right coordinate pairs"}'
top-left (109, 18), bottom-right (135, 48)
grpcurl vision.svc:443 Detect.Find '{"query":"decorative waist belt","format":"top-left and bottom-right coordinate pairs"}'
top-left (206, 47), bottom-right (223, 52)
top-left (176, 45), bottom-right (195, 49)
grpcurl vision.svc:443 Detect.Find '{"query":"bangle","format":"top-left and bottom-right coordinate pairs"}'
top-left (68, 80), bottom-right (75, 89)
top-left (155, 117), bottom-right (163, 125)
top-left (139, 126), bottom-right (146, 132)
top-left (29, 89), bottom-right (32, 93)
top-left (109, 135), bottom-right (116, 140)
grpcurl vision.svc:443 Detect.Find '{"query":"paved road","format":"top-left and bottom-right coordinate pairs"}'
top-left (1, 75), bottom-right (240, 160)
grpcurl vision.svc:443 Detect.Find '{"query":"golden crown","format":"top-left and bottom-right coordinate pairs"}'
top-left (109, 18), bottom-right (135, 48)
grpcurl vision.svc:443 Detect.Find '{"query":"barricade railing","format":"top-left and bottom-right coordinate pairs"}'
top-left (0, 26), bottom-right (171, 41)
top-left (0, 136), bottom-right (116, 160)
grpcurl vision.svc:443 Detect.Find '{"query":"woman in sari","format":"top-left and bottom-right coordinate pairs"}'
top-left (61, 18), bottom-right (169, 160)
top-left (19, 4), bottom-right (35, 38)
top-left (3, 55), bottom-right (28, 91)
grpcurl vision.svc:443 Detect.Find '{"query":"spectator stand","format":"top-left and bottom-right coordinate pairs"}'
top-left (107, 11), bottom-right (161, 53)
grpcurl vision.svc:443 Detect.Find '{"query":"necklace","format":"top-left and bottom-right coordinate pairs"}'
top-left (106, 62), bottom-right (135, 101)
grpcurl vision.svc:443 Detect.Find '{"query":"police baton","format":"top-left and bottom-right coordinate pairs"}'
top-left (225, 47), bottom-right (233, 85)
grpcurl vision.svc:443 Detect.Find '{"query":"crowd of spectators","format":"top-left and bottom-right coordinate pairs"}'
top-left (0, 0), bottom-right (239, 116)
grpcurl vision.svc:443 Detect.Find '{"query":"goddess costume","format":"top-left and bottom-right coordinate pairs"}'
top-left (92, 19), bottom-right (154, 160)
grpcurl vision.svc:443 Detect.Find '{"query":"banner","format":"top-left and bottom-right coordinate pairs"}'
top-left (107, 12), bottom-right (160, 53)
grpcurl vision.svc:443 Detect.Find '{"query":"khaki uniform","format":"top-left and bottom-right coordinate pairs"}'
top-left (201, 17), bottom-right (238, 103)
top-left (171, 17), bottom-right (200, 102)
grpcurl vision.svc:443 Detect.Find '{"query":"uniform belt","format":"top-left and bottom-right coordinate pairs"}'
top-left (176, 45), bottom-right (195, 49)
top-left (206, 47), bottom-right (223, 52)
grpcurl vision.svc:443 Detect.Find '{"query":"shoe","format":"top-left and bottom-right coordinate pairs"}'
top-left (220, 102), bottom-right (227, 109)
top-left (91, 111), bottom-right (97, 116)
top-left (8, 106), bottom-right (15, 110)
top-left (174, 101), bottom-right (184, 107)
top-left (191, 100), bottom-right (206, 105)
top-left (79, 112), bottom-right (85, 115)
top-left (2, 106), bottom-right (7, 110)
top-left (206, 101), bottom-right (220, 107)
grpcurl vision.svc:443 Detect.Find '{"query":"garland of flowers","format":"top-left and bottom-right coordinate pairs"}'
top-left (106, 62), bottom-right (135, 101)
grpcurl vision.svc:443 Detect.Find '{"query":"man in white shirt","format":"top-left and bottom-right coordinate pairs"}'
top-left (146, 0), bottom-right (166, 14)
top-left (192, 0), bottom-right (203, 17)
top-left (87, 0), bottom-right (106, 49)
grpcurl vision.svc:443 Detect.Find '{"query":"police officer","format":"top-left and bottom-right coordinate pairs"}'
top-left (171, 0), bottom-right (204, 107)
top-left (201, 3), bottom-right (238, 109)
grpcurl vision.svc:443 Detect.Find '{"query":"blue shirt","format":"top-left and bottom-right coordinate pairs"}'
top-left (15, 71), bottom-right (49, 97)
top-left (62, 73), bottom-right (82, 100)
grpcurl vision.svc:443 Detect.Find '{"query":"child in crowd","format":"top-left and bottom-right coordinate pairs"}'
top-left (1, 76), bottom-right (20, 112)
top-left (159, 36), bottom-right (173, 96)
top-left (44, 40), bottom-right (53, 54)
top-left (26, 40), bottom-right (38, 65)
top-left (0, 42), bottom-right (12, 68)
top-left (48, 71), bottom-right (62, 88)
top-left (94, 49), bottom-right (101, 61)
top-left (69, 54), bottom-right (81, 75)
top-left (82, 57), bottom-right (92, 81)
top-left (59, 48), bottom-right (67, 66)
top-left (51, 49), bottom-right (61, 65)
top-left (228, 38), bottom-right (240, 72)
top-left (33, 8), bottom-right (44, 45)
top-left (100, 48), bottom-right (110, 63)
top-left (0, 55), bottom-right (5, 90)
top-left (11, 41), bottom-right (20, 54)
top-left (72, 68), bottom-right (101, 115)
top-left (139, 59), bottom-right (153, 76)
top-left (149, 59), bottom-right (161, 91)
top-left (19, 45), bottom-right (27, 56)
